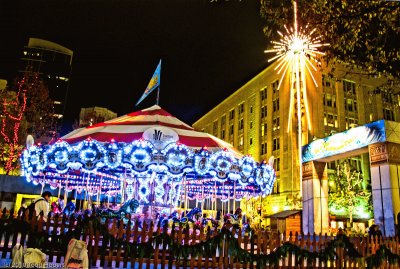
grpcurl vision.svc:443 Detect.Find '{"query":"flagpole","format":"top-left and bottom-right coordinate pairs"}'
top-left (157, 59), bottom-right (161, 106)
top-left (156, 86), bottom-right (160, 106)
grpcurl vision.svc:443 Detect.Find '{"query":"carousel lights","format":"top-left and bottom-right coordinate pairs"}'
top-left (21, 138), bottom-right (277, 205)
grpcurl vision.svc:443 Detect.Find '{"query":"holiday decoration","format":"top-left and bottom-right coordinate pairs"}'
top-left (21, 105), bottom-right (276, 210)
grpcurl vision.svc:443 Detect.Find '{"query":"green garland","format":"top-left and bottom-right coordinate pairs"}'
top-left (3, 216), bottom-right (399, 269)
top-left (366, 244), bottom-right (400, 269)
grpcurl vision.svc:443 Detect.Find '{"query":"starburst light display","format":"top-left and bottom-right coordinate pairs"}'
top-left (264, 0), bottom-right (328, 182)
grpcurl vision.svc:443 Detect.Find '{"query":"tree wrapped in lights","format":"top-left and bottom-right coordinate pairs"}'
top-left (0, 75), bottom-right (29, 174)
top-left (328, 162), bottom-right (372, 226)
top-left (0, 71), bottom-right (56, 174)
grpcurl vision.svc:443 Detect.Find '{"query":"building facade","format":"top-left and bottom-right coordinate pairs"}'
top-left (19, 38), bottom-right (73, 119)
top-left (193, 61), bottom-right (400, 215)
top-left (79, 107), bottom-right (117, 127)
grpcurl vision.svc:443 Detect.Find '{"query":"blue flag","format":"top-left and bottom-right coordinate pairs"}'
top-left (136, 60), bottom-right (161, 106)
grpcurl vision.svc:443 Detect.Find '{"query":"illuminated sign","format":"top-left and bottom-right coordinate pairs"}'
top-left (302, 120), bottom-right (386, 163)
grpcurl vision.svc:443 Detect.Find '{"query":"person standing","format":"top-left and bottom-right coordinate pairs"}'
top-left (33, 191), bottom-right (52, 221)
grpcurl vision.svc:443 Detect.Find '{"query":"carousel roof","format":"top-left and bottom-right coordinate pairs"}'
top-left (63, 105), bottom-right (241, 157)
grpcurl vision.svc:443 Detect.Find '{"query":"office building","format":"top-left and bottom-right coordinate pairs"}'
top-left (193, 61), bottom-right (399, 215)
top-left (19, 38), bottom-right (73, 119)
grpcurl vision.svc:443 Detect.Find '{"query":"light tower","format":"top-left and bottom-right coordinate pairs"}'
top-left (264, 0), bottom-right (328, 194)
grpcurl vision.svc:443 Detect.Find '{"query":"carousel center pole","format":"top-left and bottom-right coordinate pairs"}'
top-left (97, 175), bottom-right (103, 205)
top-left (84, 173), bottom-right (89, 210)
top-left (184, 175), bottom-right (188, 215)
top-left (169, 181), bottom-right (174, 215)
top-left (201, 184), bottom-right (205, 212)
top-left (233, 181), bottom-right (236, 212)
top-left (63, 179), bottom-right (68, 209)
top-left (228, 185), bottom-right (231, 214)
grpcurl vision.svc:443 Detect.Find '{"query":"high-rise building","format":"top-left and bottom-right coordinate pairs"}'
top-left (193, 62), bottom-right (399, 214)
top-left (19, 38), bottom-right (73, 119)
top-left (79, 107), bottom-right (117, 127)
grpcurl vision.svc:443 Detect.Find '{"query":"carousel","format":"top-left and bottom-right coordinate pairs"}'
top-left (21, 105), bottom-right (276, 227)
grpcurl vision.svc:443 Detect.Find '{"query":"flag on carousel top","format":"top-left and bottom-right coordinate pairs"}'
top-left (135, 59), bottom-right (161, 106)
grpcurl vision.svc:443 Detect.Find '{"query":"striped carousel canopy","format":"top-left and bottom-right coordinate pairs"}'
top-left (63, 105), bottom-right (241, 157)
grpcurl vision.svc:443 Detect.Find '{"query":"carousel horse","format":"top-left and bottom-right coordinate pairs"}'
top-left (223, 208), bottom-right (242, 228)
top-left (201, 217), bottom-right (220, 228)
top-left (172, 208), bottom-right (202, 227)
top-left (158, 211), bottom-right (179, 228)
top-left (96, 198), bottom-right (140, 219)
top-left (242, 222), bottom-right (252, 237)
top-left (62, 201), bottom-right (76, 217)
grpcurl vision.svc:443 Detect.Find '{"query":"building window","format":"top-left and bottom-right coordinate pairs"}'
top-left (343, 80), bottom-right (356, 95)
top-left (274, 157), bottom-right (280, 172)
top-left (261, 106), bottom-right (267, 118)
top-left (221, 130), bottom-right (226, 139)
top-left (261, 143), bottom-right (267, 155)
top-left (273, 179), bottom-right (280, 194)
top-left (250, 121), bottom-right (253, 129)
top-left (382, 91), bottom-right (394, 103)
top-left (239, 135), bottom-right (244, 147)
top-left (238, 103), bottom-right (244, 114)
top-left (345, 98), bottom-right (358, 112)
top-left (345, 117), bottom-right (358, 129)
top-left (213, 121), bottom-right (218, 135)
top-left (273, 117), bottom-right (280, 130)
top-left (324, 93), bottom-right (336, 108)
top-left (272, 80), bottom-right (279, 94)
top-left (261, 123), bottom-right (267, 136)
top-left (229, 110), bottom-right (235, 120)
top-left (383, 108), bottom-right (395, 121)
top-left (273, 99), bottom-right (279, 112)
top-left (221, 115), bottom-right (226, 127)
top-left (229, 125), bottom-right (234, 135)
top-left (273, 137), bottom-right (280, 151)
top-left (260, 88), bottom-right (267, 100)
top-left (324, 113), bottom-right (338, 127)
top-left (250, 138), bottom-right (253, 145)
top-left (238, 119), bottom-right (244, 130)
top-left (250, 106), bottom-right (253, 113)
top-left (322, 74), bottom-right (331, 88)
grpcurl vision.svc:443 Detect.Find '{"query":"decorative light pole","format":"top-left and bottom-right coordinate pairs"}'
top-left (265, 0), bottom-right (328, 191)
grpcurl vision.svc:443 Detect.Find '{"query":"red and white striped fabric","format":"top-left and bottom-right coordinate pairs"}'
top-left (62, 105), bottom-right (242, 157)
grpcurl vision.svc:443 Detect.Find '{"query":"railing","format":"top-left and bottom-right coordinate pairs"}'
top-left (0, 208), bottom-right (399, 268)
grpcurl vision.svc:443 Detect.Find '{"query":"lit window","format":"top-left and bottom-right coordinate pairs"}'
top-left (23, 51), bottom-right (27, 55)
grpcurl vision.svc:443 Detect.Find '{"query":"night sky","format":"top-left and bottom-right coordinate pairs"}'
top-left (0, 0), bottom-right (269, 134)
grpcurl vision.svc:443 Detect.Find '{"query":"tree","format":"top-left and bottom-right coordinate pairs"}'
top-left (0, 71), bottom-right (57, 174)
top-left (260, 0), bottom-right (400, 79)
top-left (328, 162), bottom-right (372, 226)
